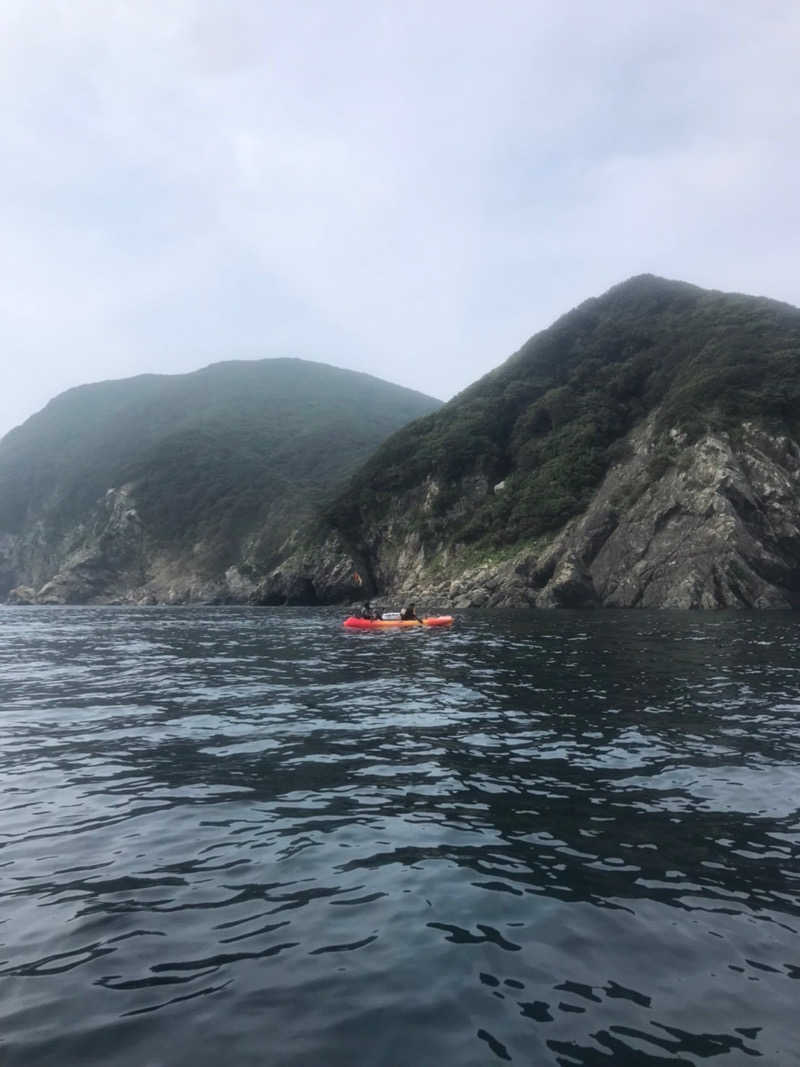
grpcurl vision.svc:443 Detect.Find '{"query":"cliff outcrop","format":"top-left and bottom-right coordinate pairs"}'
top-left (281, 419), bottom-right (800, 610)
top-left (5, 277), bottom-right (800, 609)
top-left (0, 358), bottom-right (439, 605)
top-left (1, 484), bottom-right (367, 606)
top-left (319, 275), bottom-right (800, 609)
top-left (533, 421), bottom-right (800, 609)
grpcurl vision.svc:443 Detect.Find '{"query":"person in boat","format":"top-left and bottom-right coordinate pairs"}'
top-left (360, 601), bottom-right (377, 620)
top-left (400, 603), bottom-right (421, 622)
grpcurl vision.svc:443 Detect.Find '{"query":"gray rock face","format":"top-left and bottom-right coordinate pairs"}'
top-left (293, 418), bottom-right (800, 610)
top-left (7, 585), bottom-right (36, 605)
top-left (0, 485), bottom-right (365, 607)
top-left (33, 487), bottom-right (147, 603)
top-left (531, 420), bottom-right (800, 609)
top-left (0, 486), bottom-right (253, 605)
top-left (253, 532), bottom-right (367, 605)
top-left (4, 418), bottom-right (800, 610)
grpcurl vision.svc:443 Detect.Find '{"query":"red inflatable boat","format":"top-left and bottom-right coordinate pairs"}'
top-left (343, 615), bottom-right (454, 629)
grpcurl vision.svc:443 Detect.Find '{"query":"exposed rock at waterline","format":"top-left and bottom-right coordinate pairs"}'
top-left (7, 419), bottom-right (800, 610)
top-left (532, 420), bottom-right (800, 609)
top-left (0, 358), bottom-right (440, 605)
top-left (7, 585), bottom-right (36, 605)
top-left (288, 420), bottom-right (800, 610)
top-left (319, 275), bottom-right (800, 610)
top-left (6, 277), bottom-right (800, 610)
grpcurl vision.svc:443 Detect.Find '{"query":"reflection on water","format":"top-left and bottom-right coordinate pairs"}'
top-left (1, 606), bottom-right (799, 1066)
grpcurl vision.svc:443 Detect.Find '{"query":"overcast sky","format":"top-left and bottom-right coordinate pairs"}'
top-left (2, 0), bottom-right (798, 438)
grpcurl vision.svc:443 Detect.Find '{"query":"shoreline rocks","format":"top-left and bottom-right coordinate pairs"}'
top-left (4, 421), bottom-right (800, 611)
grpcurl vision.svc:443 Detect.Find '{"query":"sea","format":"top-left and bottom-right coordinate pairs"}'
top-left (1, 606), bottom-right (799, 1066)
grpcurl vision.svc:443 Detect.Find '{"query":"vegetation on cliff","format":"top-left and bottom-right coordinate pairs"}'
top-left (5, 276), bottom-right (800, 608)
top-left (328, 275), bottom-right (800, 552)
top-left (0, 358), bottom-right (440, 574)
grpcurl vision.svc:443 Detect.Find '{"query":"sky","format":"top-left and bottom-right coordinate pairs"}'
top-left (2, 0), bottom-right (799, 439)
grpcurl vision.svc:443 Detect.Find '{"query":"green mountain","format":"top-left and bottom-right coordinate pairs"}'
top-left (319, 276), bottom-right (800, 608)
top-left (7, 277), bottom-right (800, 609)
top-left (0, 358), bottom-right (440, 602)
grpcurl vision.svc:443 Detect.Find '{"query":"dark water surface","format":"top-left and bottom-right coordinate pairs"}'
top-left (1, 607), bottom-right (799, 1066)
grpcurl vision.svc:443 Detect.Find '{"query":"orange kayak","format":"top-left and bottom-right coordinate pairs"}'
top-left (343, 616), bottom-right (454, 629)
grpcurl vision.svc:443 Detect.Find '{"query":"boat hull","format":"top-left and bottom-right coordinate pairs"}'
top-left (343, 616), bottom-right (453, 629)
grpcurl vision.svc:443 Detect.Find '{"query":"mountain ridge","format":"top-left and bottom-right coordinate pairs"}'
top-left (5, 276), bottom-right (800, 609)
top-left (297, 273), bottom-right (800, 609)
top-left (0, 357), bottom-right (441, 603)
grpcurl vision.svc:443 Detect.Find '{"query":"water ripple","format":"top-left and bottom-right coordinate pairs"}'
top-left (1, 606), bottom-right (799, 1065)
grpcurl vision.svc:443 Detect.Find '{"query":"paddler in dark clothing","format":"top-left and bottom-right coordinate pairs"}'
top-left (400, 603), bottom-right (421, 622)
top-left (360, 601), bottom-right (377, 620)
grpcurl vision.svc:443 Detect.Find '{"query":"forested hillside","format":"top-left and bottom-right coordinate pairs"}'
top-left (6, 277), bottom-right (800, 609)
top-left (0, 358), bottom-right (440, 600)
top-left (329, 275), bottom-right (800, 553)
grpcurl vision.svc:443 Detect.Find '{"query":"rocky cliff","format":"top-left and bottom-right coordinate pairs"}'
top-left (258, 417), bottom-right (800, 611)
top-left (2, 485), bottom-right (365, 606)
top-left (315, 275), bottom-right (800, 609)
top-left (5, 277), bottom-right (800, 609)
top-left (0, 358), bottom-right (439, 605)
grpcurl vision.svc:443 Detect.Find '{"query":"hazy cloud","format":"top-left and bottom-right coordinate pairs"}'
top-left (2, 0), bottom-right (798, 436)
